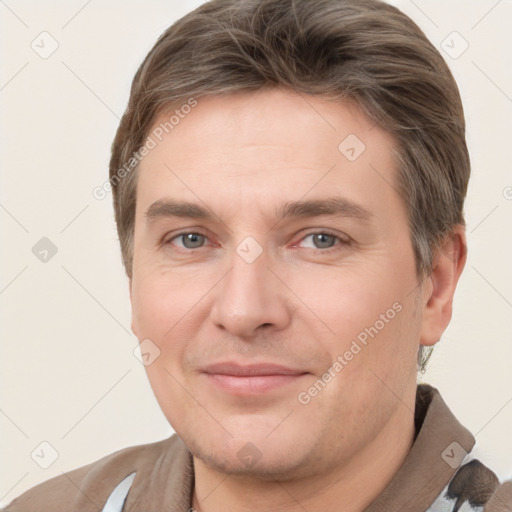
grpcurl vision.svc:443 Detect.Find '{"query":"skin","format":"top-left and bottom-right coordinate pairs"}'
top-left (130, 88), bottom-right (466, 512)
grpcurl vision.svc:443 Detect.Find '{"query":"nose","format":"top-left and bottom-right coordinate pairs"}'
top-left (209, 244), bottom-right (292, 338)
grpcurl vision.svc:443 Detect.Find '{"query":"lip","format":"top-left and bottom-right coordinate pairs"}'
top-left (201, 362), bottom-right (308, 394)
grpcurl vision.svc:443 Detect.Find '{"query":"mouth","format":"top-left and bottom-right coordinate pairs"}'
top-left (201, 362), bottom-right (309, 395)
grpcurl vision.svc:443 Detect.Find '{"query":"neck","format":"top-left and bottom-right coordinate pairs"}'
top-left (192, 390), bottom-right (417, 512)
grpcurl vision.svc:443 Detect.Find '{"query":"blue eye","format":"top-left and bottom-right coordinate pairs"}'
top-left (171, 232), bottom-right (207, 249)
top-left (304, 233), bottom-right (337, 249)
top-left (165, 230), bottom-right (349, 253)
top-left (299, 232), bottom-right (347, 251)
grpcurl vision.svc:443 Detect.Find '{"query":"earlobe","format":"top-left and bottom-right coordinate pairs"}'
top-left (419, 226), bottom-right (467, 347)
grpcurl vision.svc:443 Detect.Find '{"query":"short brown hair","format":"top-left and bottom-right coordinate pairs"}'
top-left (109, 0), bottom-right (470, 370)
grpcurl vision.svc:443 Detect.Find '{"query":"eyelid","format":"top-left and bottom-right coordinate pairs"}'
top-left (163, 230), bottom-right (212, 248)
top-left (164, 228), bottom-right (352, 252)
top-left (293, 230), bottom-right (352, 250)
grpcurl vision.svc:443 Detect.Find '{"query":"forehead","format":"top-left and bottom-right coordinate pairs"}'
top-left (147, 89), bottom-right (393, 160)
top-left (135, 89), bottom-right (401, 224)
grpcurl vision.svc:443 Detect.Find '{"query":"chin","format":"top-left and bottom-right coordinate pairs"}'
top-left (182, 425), bottom-right (319, 481)
top-left (197, 446), bottom-right (307, 480)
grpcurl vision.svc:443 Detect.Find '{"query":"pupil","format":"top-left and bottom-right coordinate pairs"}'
top-left (184, 233), bottom-right (203, 248)
top-left (315, 234), bottom-right (334, 248)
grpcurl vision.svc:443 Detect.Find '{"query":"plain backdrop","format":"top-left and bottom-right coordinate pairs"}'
top-left (1, 0), bottom-right (511, 505)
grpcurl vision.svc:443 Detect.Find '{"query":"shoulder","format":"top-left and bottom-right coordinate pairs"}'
top-left (484, 480), bottom-right (512, 511)
top-left (428, 449), bottom-right (512, 511)
top-left (1, 435), bottom-right (186, 512)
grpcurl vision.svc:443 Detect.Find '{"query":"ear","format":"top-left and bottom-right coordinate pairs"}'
top-left (420, 225), bottom-right (467, 347)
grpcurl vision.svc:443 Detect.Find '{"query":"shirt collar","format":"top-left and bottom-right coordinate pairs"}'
top-left (365, 384), bottom-right (475, 511)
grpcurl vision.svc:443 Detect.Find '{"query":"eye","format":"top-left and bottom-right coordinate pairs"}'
top-left (298, 231), bottom-right (349, 251)
top-left (168, 232), bottom-right (207, 249)
top-left (164, 230), bottom-right (349, 252)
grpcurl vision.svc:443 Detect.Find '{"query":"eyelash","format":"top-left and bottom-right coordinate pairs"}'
top-left (163, 230), bottom-right (351, 254)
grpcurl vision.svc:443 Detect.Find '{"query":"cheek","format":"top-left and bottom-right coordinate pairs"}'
top-left (299, 265), bottom-right (407, 338)
top-left (131, 275), bottom-right (195, 414)
top-left (311, 296), bottom-right (419, 432)
top-left (303, 262), bottom-right (419, 383)
top-left (131, 271), bottom-right (192, 336)
top-left (131, 271), bottom-right (209, 377)
top-left (131, 279), bottom-right (164, 338)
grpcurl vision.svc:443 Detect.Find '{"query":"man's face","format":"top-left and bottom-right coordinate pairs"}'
top-left (130, 89), bottom-right (425, 479)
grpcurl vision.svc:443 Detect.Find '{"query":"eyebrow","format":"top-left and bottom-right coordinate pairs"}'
top-left (145, 197), bottom-right (373, 224)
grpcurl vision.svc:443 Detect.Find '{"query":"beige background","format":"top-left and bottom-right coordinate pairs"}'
top-left (1, 0), bottom-right (511, 505)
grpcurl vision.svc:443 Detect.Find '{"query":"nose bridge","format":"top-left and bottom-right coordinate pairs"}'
top-left (223, 244), bottom-right (271, 316)
top-left (209, 238), bottom-right (290, 336)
